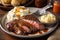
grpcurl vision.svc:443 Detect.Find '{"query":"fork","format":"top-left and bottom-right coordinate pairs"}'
top-left (39, 4), bottom-right (52, 15)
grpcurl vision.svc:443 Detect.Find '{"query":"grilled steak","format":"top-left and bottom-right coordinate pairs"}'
top-left (6, 15), bottom-right (45, 35)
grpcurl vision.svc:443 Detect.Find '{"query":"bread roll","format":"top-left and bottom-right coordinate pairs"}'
top-left (1, 0), bottom-right (11, 4)
top-left (1, 0), bottom-right (11, 6)
top-left (11, 0), bottom-right (22, 6)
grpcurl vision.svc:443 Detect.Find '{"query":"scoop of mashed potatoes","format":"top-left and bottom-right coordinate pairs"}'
top-left (7, 6), bottom-right (31, 22)
top-left (39, 13), bottom-right (56, 24)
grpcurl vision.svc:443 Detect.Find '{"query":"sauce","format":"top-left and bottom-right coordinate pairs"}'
top-left (53, 0), bottom-right (60, 14)
top-left (43, 29), bottom-right (48, 32)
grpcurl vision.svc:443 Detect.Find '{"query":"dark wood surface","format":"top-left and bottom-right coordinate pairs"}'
top-left (0, 6), bottom-right (59, 40)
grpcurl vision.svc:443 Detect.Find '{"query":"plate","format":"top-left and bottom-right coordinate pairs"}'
top-left (0, 7), bottom-right (58, 38)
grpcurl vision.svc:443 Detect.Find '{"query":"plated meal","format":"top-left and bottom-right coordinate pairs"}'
top-left (6, 6), bottom-right (46, 35)
top-left (0, 6), bottom-right (58, 38)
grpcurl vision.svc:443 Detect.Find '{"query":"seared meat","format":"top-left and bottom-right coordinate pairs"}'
top-left (6, 23), bottom-right (14, 32)
top-left (18, 19), bottom-right (38, 33)
top-left (6, 15), bottom-right (45, 35)
top-left (22, 14), bottom-right (39, 21)
top-left (6, 21), bottom-right (22, 34)
top-left (13, 25), bottom-right (22, 34)
top-left (6, 20), bottom-right (18, 32)
top-left (6, 20), bottom-right (31, 34)
top-left (22, 15), bottom-right (45, 30)
top-left (21, 19), bottom-right (45, 30)
top-left (17, 22), bottom-right (31, 34)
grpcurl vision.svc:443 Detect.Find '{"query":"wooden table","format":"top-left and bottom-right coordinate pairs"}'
top-left (0, 7), bottom-right (59, 40)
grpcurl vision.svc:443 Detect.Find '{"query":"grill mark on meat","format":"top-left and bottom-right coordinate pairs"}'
top-left (22, 15), bottom-right (39, 22)
top-left (17, 22), bottom-right (31, 34)
top-left (6, 15), bottom-right (46, 35)
top-left (6, 22), bottom-right (22, 35)
top-left (21, 19), bottom-right (45, 30)
top-left (13, 25), bottom-right (22, 34)
top-left (19, 19), bottom-right (38, 33)
top-left (6, 23), bottom-right (14, 32)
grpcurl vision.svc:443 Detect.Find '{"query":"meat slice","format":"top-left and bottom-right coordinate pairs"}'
top-left (17, 22), bottom-right (31, 34)
top-left (6, 20), bottom-right (18, 31)
top-left (20, 15), bottom-right (45, 32)
top-left (22, 14), bottom-right (39, 21)
top-left (6, 23), bottom-right (14, 32)
top-left (6, 20), bottom-right (31, 34)
top-left (13, 25), bottom-right (22, 34)
top-left (6, 15), bottom-right (45, 35)
top-left (18, 19), bottom-right (38, 33)
top-left (21, 19), bottom-right (45, 30)
top-left (6, 22), bottom-right (22, 34)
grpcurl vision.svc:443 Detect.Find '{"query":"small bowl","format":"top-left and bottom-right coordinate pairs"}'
top-left (38, 11), bottom-right (57, 25)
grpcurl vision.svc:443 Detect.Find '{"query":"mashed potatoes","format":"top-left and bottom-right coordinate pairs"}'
top-left (39, 13), bottom-right (56, 24)
top-left (7, 6), bottom-right (31, 22)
